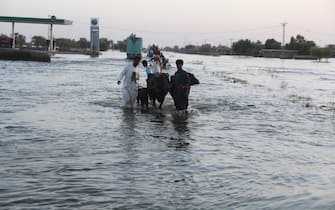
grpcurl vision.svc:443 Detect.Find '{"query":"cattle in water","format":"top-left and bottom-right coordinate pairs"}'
top-left (137, 87), bottom-right (149, 111)
top-left (147, 73), bottom-right (170, 109)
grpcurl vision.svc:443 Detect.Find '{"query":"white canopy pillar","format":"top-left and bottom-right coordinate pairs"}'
top-left (12, 21), bottom-right (15, 48)
top-left (49, 24), bottom-right (53, 52)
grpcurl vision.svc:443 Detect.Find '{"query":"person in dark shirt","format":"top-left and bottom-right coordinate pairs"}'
top-left (170, 59), bottom-right (199, 110)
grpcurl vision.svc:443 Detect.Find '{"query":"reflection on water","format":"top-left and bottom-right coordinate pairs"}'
top-left (121, 109), bottom-right (136, 132)
top-left (172, 112), bottom-right (190, 133)
top-left (171, 114), bottom-right (190, 150)
top-left (173, 118), bottom-right (189, 134)
top-left (1, 51), bottom-right (335, 209)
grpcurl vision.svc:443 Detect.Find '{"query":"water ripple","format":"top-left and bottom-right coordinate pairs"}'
top-left (0, 53), bottom-right (335, 209)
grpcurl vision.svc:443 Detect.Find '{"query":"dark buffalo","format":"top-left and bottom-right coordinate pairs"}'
top-left (147, 73), bottom-right (170, 109)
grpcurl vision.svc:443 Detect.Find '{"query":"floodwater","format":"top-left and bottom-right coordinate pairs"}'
top-left (1, 51), bottom-right (335, 209)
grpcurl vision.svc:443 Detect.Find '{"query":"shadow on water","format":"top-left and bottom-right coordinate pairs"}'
top-left (170, 112), bottom-right (191, 150)
top-left (120, 109), bottom-right (136, 137)
top-left (172, 113), bottom-right (190, 134)
top-left (117, 109), bottom-right (142, 169)
top-left (138, 106), bottom-right (192, 150)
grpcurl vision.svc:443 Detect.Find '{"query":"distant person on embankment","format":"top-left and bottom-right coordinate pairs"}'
top-left (170, 59), bottom-right (199, 111)
top-left (117, 56), bottom-right (141, 109)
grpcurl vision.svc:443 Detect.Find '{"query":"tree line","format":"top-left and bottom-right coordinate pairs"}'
top-left (0, 33), bottom-right (127, 52)
top-left (164, 34), bottom-right (333, 59)
top-left (232, 34), bottom-right (332, 59)
top-left (164, 44), bottom-right (232, 56)
top-left (1, 33), bottom-right (333, 60)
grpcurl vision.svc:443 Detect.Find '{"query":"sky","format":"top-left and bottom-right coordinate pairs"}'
top-left (1, 0), bottom-right (335, 47)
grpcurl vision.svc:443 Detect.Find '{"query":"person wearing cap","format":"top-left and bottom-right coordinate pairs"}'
top-left (170, 59), bottom-right (199, 110)
top-left (117, 56), bottom-right (141, 109)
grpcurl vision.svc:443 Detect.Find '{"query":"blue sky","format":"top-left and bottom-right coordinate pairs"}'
top-left (1, 0), bottom-right (334, 47)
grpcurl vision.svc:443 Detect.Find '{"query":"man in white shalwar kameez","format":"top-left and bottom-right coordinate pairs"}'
top-left (117, 56), bottom-right (141, 109)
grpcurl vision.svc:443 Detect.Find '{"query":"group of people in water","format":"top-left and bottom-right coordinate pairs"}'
top-left (117, 53), bottom-right (199, 111)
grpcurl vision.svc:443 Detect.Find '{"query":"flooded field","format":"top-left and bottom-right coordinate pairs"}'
top-left (1, 51), bottom-right (335, 209)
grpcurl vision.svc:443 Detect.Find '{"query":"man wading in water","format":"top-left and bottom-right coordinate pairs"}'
top-left (117, 56), bottom-right (141, 110)
top-left (170, 59), bottom-right (199, 111)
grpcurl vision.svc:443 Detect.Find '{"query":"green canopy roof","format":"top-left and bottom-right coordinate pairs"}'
top-left (0, 16), bottom-right (72, 25)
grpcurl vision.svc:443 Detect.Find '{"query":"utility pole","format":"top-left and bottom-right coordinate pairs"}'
top-left (281, 22), bottom-right (287, 48)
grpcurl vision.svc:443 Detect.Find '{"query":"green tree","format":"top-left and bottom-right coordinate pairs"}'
top-left (115, 40), bottom-right (126, 52)
top-left (77, 37), bottom-right (89, 49)
top-left (253, 40), bottom-right (264, 56)
top-left (15, 33), bottom-right (26, 48)
top-left (55, 38), bottom-right (77, 49)
top-left (185, 44), bottom-right (196, 50)
top-left (232, 39), bottom-right (263, 56)
top-left (322, 48), bottom-right (331, 61)
top-left (99, 38), bottom-right (110, 51)
top-left (310, 47), bottom-right (331, 61)
top-left (0, 34), bottom-right (11, 48)
top-left (173, 45), bottom-right (179, 51)
top-left (31, 35), bottom-right (47, 48)
top-left (264, 38), bottom-right (281, 49)
top-left (200, 44), bottom-right (212, 52)
top-left (285, 34), bottom-right (316, 55)
top-left (233, 39), bottom-right (252, 55)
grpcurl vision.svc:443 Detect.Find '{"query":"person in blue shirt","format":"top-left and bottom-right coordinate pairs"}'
top-left (142, 60), bottom-right (151, 77)
top-left (170, 59), bottom-right (199, 110)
